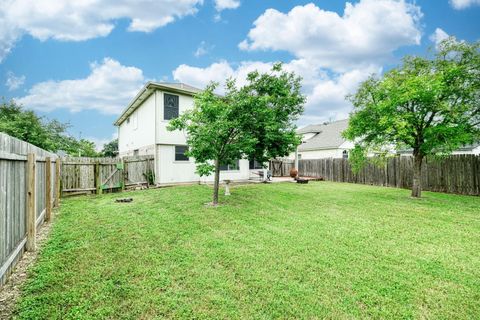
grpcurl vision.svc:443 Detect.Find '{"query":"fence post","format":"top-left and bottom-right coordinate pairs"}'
top-left (26, 153), bottom-right (36, 251)
top-left (95, 161), bottom-right (102, 195)
top-left (55, 158), bottom-right (61, 206)
top-left (121, 158), bottom-right (125, 191)
top-left (45, 157), bottom-right (52, 221)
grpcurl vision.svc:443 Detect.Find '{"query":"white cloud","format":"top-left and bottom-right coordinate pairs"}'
top-left (215, 0), bottom-right (240, 11)
top-left (194, 41), bottom-right (213, 57)
top-left (450, 0), bottom-right (480, 9)
top-left (239, 0), bottom-right (422, 71)
top-left (429, 28), bottom-right (450, 49)
top-left (0, 0), bottom-right (203, 62)
top-left (16, 58), bottom-right (145, 114)
top-left (173, 59), bottom-right (378, 124)
top-left (176, 1), bottom-right (423, 125)
top-left (302, 66), bottom-right (379, 124)
top-left (87, 132), bottom-right (117, 152)
top-left (5, 71), bottom-right (25, 91)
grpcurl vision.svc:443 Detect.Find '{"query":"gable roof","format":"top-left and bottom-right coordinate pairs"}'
top-left (297, 119), bottom-right (349, 151)
top-left (114, 82), bottom-right (202, 126)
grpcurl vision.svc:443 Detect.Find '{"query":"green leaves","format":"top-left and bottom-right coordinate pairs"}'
top-left (167, 64), bottom-right (306, 179)
top-left (345, 38), bottom-right (480, 159)
top-left (345, 38), bottom-right (480, 196)
top-left (0, 99), bottom-right (101, 156)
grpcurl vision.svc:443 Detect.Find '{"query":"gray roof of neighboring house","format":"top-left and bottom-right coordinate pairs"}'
top-left (114, 82), bottom-right (203, 126)
top-left (297, 119), bottom-right (349, 151)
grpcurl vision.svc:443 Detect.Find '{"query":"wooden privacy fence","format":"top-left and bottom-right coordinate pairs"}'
top-left (270, 159), bottom-right (294, 177)
top-left (61, 155), bottom-right (154, 196)
top-left (291, 155), bottom-right (479, 196)
top-left (0, 133), bottom-right (61, 285)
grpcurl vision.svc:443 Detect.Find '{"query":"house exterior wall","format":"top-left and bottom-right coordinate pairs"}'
top-left (155, 145), bottom-right (250, 184)
top-left (298, 149), bottom-right (346, 159)
top-left (118, 93), bottom-right (156, 157)
top-left (400, 146), bottom-right (480, 156)
top-left (117, 87), bottom-right (265, 184)
top-left (155, 91), bottom-right (193, 145)
top-left (289, 141), bottom-right (354, 160)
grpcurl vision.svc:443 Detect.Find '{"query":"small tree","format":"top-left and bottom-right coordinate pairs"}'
top-left (344, 39), bottom-right (480, 198)
top-left (168, 64), bottom-right (305, 205)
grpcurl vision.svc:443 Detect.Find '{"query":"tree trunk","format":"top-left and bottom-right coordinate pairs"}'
top-left (213, 159), bottom-right (221, 205)
top-left (411, 153), bottom-right (423, 198)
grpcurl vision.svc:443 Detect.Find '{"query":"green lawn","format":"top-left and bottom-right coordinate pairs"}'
top-left (14, 182), bottom-right (480, 319)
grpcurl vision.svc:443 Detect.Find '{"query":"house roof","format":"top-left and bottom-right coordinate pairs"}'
top-left (114, 82), bottom-right (203, 126)
top-left (297, 119), bottom-right (349, 151)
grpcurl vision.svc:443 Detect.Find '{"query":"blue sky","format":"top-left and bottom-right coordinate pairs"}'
top-left (0, 0), bottom-right (479, 149)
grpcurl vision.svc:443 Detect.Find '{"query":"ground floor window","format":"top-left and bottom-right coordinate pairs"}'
top-left (220, 159), bottom-right (240, 171)
top-left (175, 145), bottom-right (189, 161)
top-left (249, 159), bottom-right (264, 169)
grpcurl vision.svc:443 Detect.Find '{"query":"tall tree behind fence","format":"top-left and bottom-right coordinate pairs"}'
top-left (0, 133), bottom-right (60, 285)
top-left (275, 155), bottom-right (479, 196)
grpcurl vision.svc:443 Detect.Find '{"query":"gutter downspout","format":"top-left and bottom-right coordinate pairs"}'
top-left (154, 90), bottom-right (159, 185)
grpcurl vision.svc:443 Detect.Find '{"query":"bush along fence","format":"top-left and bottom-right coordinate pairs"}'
top-left (0, 133), bottom-right (60, 285)
top-left (61, 155), bottom-right (155, 197)
top-left (272, 155), bottom-right (480, 196)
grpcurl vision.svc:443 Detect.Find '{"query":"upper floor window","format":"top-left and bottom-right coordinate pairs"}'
top-left (164, 93), bottom-right (179, 120)
top-left (175, 145), bottom-right (189, 161)
top-left (343, 150), bottom-right (348, 159)
top-left (220, 160), bottom-right (240, 171)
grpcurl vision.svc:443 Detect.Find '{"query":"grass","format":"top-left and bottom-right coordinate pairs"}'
top-left (14, 182), bottom-right (480, 319)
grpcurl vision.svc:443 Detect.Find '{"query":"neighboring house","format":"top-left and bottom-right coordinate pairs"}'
top-left (398, 144), bottom-right (480, 156)
top-left (114, 82), bottom-right (251, 185)
top-left (292, 119), bottom-right (354, 159)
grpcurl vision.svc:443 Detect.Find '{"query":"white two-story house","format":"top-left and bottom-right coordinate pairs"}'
top-left (114, 82), bottom-right (251, 185)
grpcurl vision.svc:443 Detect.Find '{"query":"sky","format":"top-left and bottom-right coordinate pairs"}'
top-left (0, 0), bottom-right (479, 150)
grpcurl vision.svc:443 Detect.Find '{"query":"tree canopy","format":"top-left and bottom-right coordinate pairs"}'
top-left (101, 139), bottom-right (118, 157)
top-left (169, 63), bottom-right (305, 205)
top-left (344, 38), bottom-right (480, 197)
top-left (0, 99), bottom-right (100, 157)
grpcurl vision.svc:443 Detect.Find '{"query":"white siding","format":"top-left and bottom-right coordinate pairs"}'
top-left (156, 145), bottom-right (250, 184)
top-left (298, 149), bottom-right (346, 159)
top-left (118, 87), bottom-right (256, 184)
top-left (118, 93), bottom-right (156, 156)
top-left (155, 91), bottom-right (193, 145)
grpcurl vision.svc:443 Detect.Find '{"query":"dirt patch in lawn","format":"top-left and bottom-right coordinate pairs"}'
top-left (0, 220), bottom-right (54, 319)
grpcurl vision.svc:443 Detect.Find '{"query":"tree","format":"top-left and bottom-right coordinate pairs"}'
top-left (101, 139), bottom-right (118, 157)
top-left (168, 64), bottom-right (305, 205)
top-left (344, 39), bottom-right (480, 198)
top-left (0, 99), bottom-right (101, 156)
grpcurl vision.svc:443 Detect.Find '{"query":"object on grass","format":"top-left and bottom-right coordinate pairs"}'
top-left (290, 168), bottom-right (298, 178)
top-left (296, 178), bottom-right (308, 184)
top-left (115, 198), bottom-right (133, 203)
top-left (224, 180), bottom-right (231, 196)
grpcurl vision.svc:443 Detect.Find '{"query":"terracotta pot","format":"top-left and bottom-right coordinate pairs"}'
top-left (289, 168), bottom-right (298, 178)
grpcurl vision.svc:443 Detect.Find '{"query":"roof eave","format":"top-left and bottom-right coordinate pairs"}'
top-left (113, 82), bottom-right (200, 126)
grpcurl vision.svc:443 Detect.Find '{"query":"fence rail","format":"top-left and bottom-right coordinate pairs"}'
top-left (272, 155), bottom-right (480, 196)
top-left (0, 133), bottom-right (60, 285)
